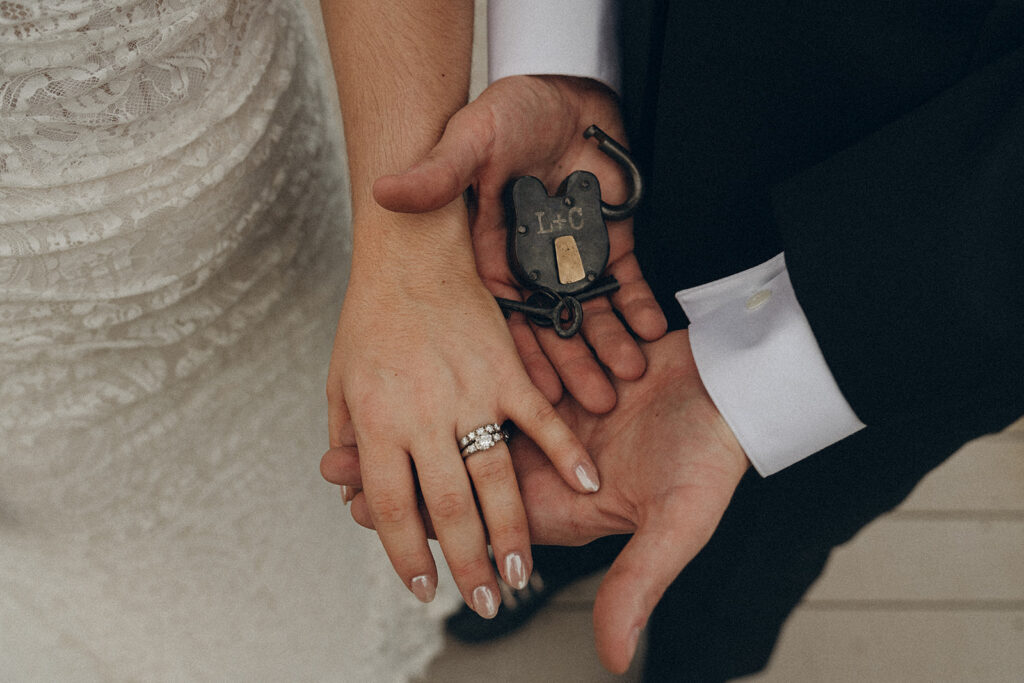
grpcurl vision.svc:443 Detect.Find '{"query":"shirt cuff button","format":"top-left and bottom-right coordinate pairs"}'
top-left (745, 289), bottom-right (773, 312)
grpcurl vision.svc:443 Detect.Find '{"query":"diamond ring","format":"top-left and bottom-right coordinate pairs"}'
top-left (459, 423), bottom-right (509, 458)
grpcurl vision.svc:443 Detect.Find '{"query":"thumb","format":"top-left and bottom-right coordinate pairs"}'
top-left (591, 492), bottom-right (722, 674)
top-left (373, 108), bottom-right (490, 214)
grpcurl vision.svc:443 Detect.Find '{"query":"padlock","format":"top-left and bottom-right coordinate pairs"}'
top-left (504, 171), bottom-right (609, 296)
top-left (497, 125), bottom-right (643, 337)
top-left (503, 125), bottom-right (642, 297)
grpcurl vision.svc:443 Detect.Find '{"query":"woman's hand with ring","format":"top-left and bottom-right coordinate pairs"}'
top-left (317, 0), bottom-right (602, 620)
top-left (325, 202), bottom-right (600, 617)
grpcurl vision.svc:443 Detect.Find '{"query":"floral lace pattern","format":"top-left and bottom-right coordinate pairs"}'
top-left (0, 2), bottom-right (452, 679)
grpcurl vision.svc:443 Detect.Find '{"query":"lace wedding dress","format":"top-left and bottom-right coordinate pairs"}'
top-left (0, 1), bottom-right (452, 679)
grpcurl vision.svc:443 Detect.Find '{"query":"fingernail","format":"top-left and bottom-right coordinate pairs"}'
top-left (340, 486), bottom-right (354, 504)
top-left (626, 625), bottom-right (642, 663)
top-left (410, 575), bottom-right (435, 604)
top-left (504, 552), bottom-right (528, 590)
top-left (575, 463), bottom-right (600, 492)
top-left (471, 585), bottom-right (498, 619)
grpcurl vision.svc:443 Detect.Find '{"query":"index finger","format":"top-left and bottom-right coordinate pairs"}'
top-left (503, 381), bottom-right (601, 495)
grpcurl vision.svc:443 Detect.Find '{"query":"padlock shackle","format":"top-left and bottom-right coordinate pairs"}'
top-left (583, 125), bottom-right (643, 221)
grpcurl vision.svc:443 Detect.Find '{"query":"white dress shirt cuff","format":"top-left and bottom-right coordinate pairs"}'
top-left (676, 253), bottom-right (866, 476)
top-left (487, 0), bottom-right (620, 92)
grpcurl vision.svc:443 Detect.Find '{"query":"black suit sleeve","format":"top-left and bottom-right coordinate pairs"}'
top-left (772, 44), bottom-right (1024, 430)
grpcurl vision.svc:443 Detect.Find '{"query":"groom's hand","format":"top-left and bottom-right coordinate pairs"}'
top-left (325, 330), bottom-right (750, 674)
top-left (374, 75), bottom-right (667, 414)
top-left (507, 330), bottom-right (749, 673)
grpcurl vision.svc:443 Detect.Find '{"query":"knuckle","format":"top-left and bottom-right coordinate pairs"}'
top-left (487, 519), bottom-right (529, 543)
top-left (430, 491), bottom-right (474, 523)
top-left (555, 352), bottom-right (595, 377)
top-left (462, 106), bottom-right (497, 160)
top-left (527, 399), bottom-right (559, 426)
top-left (588, 327), bottom-right (623, 352)
top-left (469, 455), bottom-right (511, 486)
top-left (435, 159), bottom-right (462, 198)
top-left (392, 551), bottom-right (430, 575)
top-left (515, 344), bottom-right (546, 367)
top-left (449, 555), bottom-right (495, 581)
top-left (582, 310), bottom-right (618, 336)
top-left (581, 296), bottom-right (613, 314)
top-left (351, 400), bottom-right (392, 436)
top-left (369, 494), bottom-right (411, 527)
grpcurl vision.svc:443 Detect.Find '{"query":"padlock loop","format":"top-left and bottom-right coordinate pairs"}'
top-left (583, 125), bottom-right (643, 221)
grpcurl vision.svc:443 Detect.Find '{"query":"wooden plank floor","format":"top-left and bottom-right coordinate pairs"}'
top-left (419, 418), bottom-right (1024, 682)
top-left (736, 417), bottom-right (1024, 683)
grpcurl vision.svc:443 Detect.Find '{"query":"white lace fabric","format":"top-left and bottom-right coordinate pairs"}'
top-left (0, 2), bottom-right (452, 680)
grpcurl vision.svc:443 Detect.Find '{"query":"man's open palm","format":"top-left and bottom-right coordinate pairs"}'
top-left (508, 330), bottom-right (750, 673)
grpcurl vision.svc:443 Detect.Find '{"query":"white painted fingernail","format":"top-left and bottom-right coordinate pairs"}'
top-left (504, 553), bottom-right (528, 590)
top-left (575, 463), bottom-right (600, 492)
top-left (410, 575), bottom-right (435, 604)
top-left (472, 585), bottom-right (498, 619)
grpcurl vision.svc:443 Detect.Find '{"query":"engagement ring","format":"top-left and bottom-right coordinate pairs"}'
top-left (459, 423), bottom-right (509, 458)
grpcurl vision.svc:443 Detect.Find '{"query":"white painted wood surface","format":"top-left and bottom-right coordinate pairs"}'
top-left (739, 419), bottom-right (1024, 682)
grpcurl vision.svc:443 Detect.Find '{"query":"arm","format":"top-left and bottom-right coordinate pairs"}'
top-left (683, 39), bottom-right (1024, 474)
top-left (482, 1), bottom-right (1023, 475)
top-left (373, 0), bottom-right (666, 410)
top-left (320, 0), bottom-right (598, 616)
top-left (772, 42), bottom-right (1024, 430)
top-left (477, 0), bottom-right (860, 475)
top-left (487, 0), bottom-right (621, 91)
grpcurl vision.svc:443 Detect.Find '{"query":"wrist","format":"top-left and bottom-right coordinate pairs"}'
top-left (701, 385), bottom-right (752, 478)
top-left (351, 199), bottom-right (476, 276)
top-left (680, 333), bottom-right (752, 478)
top-left (677, 255), bottom-right (865, 476)
top-left (658, 330), bottom-right (752, 479)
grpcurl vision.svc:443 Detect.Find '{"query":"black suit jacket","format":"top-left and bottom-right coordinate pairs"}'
top-left (619, 0), bottom-right (1024, 435)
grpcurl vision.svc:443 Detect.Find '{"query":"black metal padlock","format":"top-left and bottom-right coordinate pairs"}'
top-left (505, 170), bottom-right (608, 296)
top-left (496, 126), bottom-right (643, 336)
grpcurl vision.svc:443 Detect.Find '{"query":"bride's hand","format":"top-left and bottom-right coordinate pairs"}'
top-left (318, 0), bottom-right (606, 620)
top-left (374, 75), bottom-right (668, 414)
top-left (326, 202), bottom-right (599, 617)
